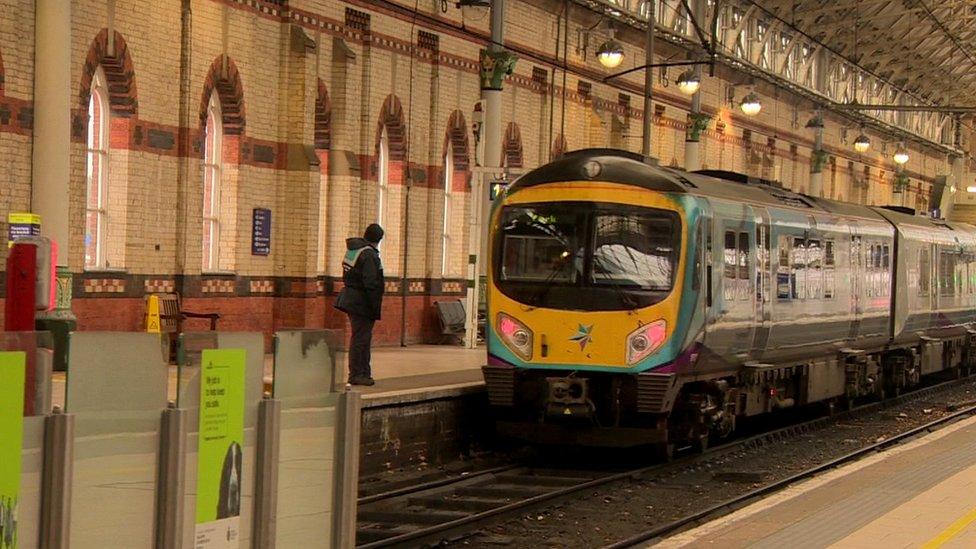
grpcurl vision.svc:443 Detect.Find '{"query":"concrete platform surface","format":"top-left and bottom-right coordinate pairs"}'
top-left (656, 414), bottom-right (976, 549)
top-left (50, 343), bottom-right (486, 410)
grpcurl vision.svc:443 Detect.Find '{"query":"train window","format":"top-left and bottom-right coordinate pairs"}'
top-left (692, 220), bottom-right (702, 292)
top-left (737, 232), bottom-right (750, 301)
top-left (591, 212), bottom-right (677, 291)
top-left (939, 250), bottom-right (955, 297)
top-left (498, 206), bottom-right (583, 283)
top-left (807, 239), bottom-right (823, 299)
top-left (919, 248), bottom-right (930, 297)
top-left (724, 231), bottom-right (737, 280)
top-left (824, 240), bottom-right (835, 299)
top-left (792, 237), bottom-right (806, 300)
top-left (724, 231), bottom-right (737, 302)
top-left (777, 235), bottom-right (791, 300)
top-left (882, 245), bottom-right (890, 269)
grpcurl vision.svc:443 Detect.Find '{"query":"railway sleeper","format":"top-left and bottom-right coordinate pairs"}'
top-left (454, 484), bottom-right (551, 499)
top-left (358, 509), bottom-right (470, 525)
top-left (409, 495), bottom-right (505, 513)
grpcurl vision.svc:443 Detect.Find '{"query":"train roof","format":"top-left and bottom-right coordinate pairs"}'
top-left (510, 149), bottom-right (960, 230)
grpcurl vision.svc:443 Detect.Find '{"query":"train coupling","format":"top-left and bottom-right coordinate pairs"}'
top-left (544, 376), bottom-right (596, 418)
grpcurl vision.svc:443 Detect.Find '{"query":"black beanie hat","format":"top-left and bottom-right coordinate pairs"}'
top-left (364, 223), bottom-right (385, 244)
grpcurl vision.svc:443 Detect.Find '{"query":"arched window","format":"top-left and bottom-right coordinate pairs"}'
top-left (377, 127), bottom-right (389, 233)
top-left (202, 93), bottom-right (223, 271)
top-left (85, 66), bottom-right (110, 270)
top-left (442, 144), bottom-right (454, 276)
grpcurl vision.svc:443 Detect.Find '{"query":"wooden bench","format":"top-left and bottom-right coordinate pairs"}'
top-left (434, 299), bottom-right (485, 345)
top-left (153, 293), bottom-right (220, 362)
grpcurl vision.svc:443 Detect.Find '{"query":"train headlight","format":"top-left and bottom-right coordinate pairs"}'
top-left (626, 320), bottom-right (667, 365)
top-left (498, 313), bottom-right (533, 360)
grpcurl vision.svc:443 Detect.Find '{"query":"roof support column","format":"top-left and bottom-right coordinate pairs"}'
top-left (32, 0), bottom-right (76, 371)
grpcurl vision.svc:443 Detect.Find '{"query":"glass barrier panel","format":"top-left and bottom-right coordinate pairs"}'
top-left (64, 332), bottom-right (169, 547)
top-left (275, 405), bottom-right (338, 546)
top-left (16, 416), bottom-right (45, 548)
top-left (177, 332), bottom-right (264, 548)
top-left (273, 330), bottom-right (340, 408)
top-left (0, 331), bottom-right (55, 416)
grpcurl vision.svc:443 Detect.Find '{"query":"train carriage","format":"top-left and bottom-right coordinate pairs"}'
top-left (482, 149), bottom-right (976, 453)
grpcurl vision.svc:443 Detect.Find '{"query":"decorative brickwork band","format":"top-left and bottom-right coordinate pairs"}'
top-left (503, 122), bottom-right (523, 169)
top-left (315, 79), bottom-right (331, 150)
top-left (79, 29), bottom-right (138, 118)
top-left (376, 94), bottom-right (406, 161)
top-left (551, 134), bottom-right (567, 160)
top-left (201, 55), bottom-right (246, 135)
top-left (444, 109), bottom-right (470, 171)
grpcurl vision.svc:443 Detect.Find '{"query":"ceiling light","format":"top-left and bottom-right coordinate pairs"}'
top-left (676, 69), bottom-right (700, 96)
top-left (893, 145), bottom-right (909, 165)
top-left (739, 92), bottom-right (762, 116)
top-left (853, 133), bottom-right (870, 153)
top-left (596, 39), bottom-right (625, 69)
top-left (967, 186), bottom-right (976, 193)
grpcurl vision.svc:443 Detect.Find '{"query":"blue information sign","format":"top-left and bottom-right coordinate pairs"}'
top-left (251, 208), bottom-right (271, 256)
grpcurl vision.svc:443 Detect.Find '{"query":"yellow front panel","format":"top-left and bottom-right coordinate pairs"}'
top-left (488, 182), bottom-right (687, 368)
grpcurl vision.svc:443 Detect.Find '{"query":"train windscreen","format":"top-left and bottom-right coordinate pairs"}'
top-left (494, 202), bottom-right (680, 311)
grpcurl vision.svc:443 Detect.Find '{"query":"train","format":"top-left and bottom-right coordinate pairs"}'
top-left (482, 148), bottom-right (976, 456)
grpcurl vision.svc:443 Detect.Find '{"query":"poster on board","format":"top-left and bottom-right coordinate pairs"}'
top-left (0, 352), bottom-right (26, 549)
top-left (194, 349), bottom-right (246, 549)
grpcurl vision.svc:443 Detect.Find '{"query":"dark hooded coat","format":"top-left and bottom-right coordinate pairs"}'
top-left (335, 237), bottom-right (384, 320)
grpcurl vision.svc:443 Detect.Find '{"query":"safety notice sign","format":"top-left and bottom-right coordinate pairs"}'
top-left (0, 352), bottom-right (26, 549)
top-left (194, 349), bottom-right (246, 549)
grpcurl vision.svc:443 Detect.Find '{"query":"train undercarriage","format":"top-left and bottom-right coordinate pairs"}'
top-left (484, 331), bottom-right (976, 456)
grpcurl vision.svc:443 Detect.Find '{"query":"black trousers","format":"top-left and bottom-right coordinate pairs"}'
top-left (348, 314), bottom-right (375, 380)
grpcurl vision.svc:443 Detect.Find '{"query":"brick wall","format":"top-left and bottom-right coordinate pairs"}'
top-left (0, 0), bottom-right (960, 345)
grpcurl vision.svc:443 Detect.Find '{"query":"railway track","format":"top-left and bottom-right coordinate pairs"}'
top-left (355, 374), bottom-right (976, 548)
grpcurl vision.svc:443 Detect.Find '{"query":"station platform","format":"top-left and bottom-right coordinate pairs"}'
top-left (657, 414), bottom-right (976, 549)
top-left (50, 343), bottom-right (486, 410)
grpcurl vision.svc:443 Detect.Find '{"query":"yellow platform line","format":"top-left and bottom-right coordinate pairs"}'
top-left (922, 507), bottom-right (976, 548)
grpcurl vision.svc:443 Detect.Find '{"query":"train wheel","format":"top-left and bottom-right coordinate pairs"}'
top-left (691, 433), bottom-right (709, 453)
top-left (654, 442), bottom-right (675, 462)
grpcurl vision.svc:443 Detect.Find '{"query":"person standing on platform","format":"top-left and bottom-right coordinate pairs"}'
top-left (335, 224), bottom-right (385, 386)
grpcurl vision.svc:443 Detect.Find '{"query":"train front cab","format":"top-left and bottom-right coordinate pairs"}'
top-left (481, 156), bottom-right (704, 448)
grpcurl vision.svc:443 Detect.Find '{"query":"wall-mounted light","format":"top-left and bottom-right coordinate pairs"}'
top-left (893, 143), bottom-right (909, 165)
top-left (597, 38), bottom-right (624, 68)
top-left (739, 92), bottom-right (762, 116)
top-left (675, 69), bottom-right (700, 96)
top-left (853, 132), bottom-right (870, 153)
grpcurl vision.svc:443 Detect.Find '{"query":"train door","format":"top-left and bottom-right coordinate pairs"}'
top-left (849, 223), bottom-right (863, 341)
top-left (752, 207), bottom-right (772, 354)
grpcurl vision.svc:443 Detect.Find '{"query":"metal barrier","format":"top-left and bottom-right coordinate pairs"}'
top-left (3, 329), bottom-right (360, 549)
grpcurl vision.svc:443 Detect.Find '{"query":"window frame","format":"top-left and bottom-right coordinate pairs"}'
top-left (84, 66), bottom-right (111, 270)
top-left (441, 144), bottom-right (453, 277)
top-left (202, 93), bottom-right (223, 272)
top-left (377, 126), bottom-right (390, 238)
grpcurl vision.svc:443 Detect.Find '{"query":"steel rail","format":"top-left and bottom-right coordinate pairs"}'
top-left (357, 464), bottom-right (522, 505)
top-left (356, 374), bottom-right (976, 548)
top-left (604, 394), bottom-right (976, 547)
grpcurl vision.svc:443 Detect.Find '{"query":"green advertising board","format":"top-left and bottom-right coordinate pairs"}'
top-left (0, 352), bottom-right (26, 549)
top-left (194, 349), bottom-right (246, 549)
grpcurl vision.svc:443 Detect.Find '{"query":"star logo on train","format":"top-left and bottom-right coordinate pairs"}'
top-left (570, 324), bottom-right (594, 351)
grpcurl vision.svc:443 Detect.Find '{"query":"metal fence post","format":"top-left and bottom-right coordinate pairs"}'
top-left (252, 396), bottom-right (281, 548)
top-left (40, 406), bottom-right (74, 549)
top-left (155, 403), bottom-right (187, 549)
top-left (331, 391), bottom-right (361, 549)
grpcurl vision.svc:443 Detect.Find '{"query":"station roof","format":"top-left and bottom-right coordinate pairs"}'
top-left (756, 0), bottom-right (976, 106)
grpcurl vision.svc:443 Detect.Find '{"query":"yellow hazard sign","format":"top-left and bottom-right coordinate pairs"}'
top-left (146, 295), bottom-right (161, 333)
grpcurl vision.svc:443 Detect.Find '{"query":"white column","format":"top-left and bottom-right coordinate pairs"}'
top-left (465, 0), bottom-right (505, 349)
top-left (943, 156), bottom-right (964, 219)
top-left (809, 124), bottom-right (824, 198)
top-left (32, 0), bottom-right (72, 260)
